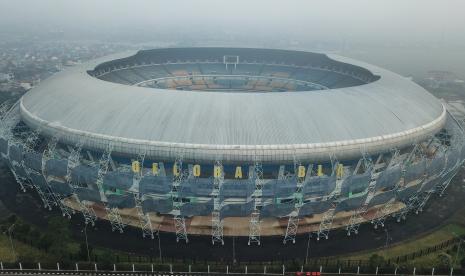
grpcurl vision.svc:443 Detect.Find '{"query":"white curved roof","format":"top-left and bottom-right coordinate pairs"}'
top-left (19, 48), bottom-right (445, 163)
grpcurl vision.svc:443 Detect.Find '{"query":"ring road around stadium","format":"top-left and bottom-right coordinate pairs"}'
top-left (0, 47), bottom-right (464, 246)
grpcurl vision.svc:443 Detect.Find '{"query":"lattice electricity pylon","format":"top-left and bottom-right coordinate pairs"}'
top-left (66, 142), bottom-right (83, 184)
top-left (6, 127), bottom-right (37, 191)
top-left (13, 130), bottom-right (49, 205)
top-left (436, 154), bottom-right (460, 197)
top-left (346, 153), bottom-right (375, 236)
top-left (211, 210), bottom-right (223, 245)
top-left (41, 136), bottom-right (74, 218)
top-left (96, 143), bottom-right (113, 200)
top-left (23, 128), bottom-right (41, 152)
top-left (415, 191), bottom-right (434, 214)
top-left (0, 102), bottom-right (20, 141)
top-left (134, 194), bottom-right (155, 239)
top-left (346, 205), bottom-right (368, 236)
top-left (371, 150), bottom-right (402, 229)
top-left (283, 208), bottom-right (300, 244)
top-left (171, 156), bottom-right (188, 243)
top-left (106, 207), bottom-right (125, 233)
top-left (283, 160), bottom-right (307, 244)
top-left (78, 200), bottom-right (98, 226)
top-left (316, 205), bottom-right (336, 241)
top-left (132, 151), bottom-right (154, 238)
top-left (248, 162), bottom-right (264, 246)
top-left (96, 144), bottom-right (126, 233)
top-left (66, 142), bottom-right (97, 226)
top-left (371, 199), bottom-right (395, 229)
top-left (392, 143), bottom-right (427, 222)
top-left (0, 100), bottom-right (12, 120)
top-left (211, 160), bottom-right (224, 245)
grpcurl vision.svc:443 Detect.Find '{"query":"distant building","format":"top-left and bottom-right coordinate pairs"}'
top-left (0, 73), bottom-right (13, 83)
top-left (425, 70), bottom-right (464, 88)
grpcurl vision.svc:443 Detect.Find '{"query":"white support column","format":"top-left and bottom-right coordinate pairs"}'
top-left (371, 149), bottom-right (401, 228)
top-left (283, 162), bottom-right (308, 244)
top-left (172, 156), bottom-right (188, 243)
top-left (133, 152), bottom-right (155, 239)
top-left (317, 159), bottom-right (340, 241)
top-left (212, 160), bottom-right (224, 245)
top-left (248, 162), bottom-right (263, 246)
top-left (95, 144), bottom-right (125, 233)
top-left (42, 136), bottom-right (74, 218)
top-left (347, 153), bottom-right (374, 236)
top-left (12, 129), bottom-right (39, 193)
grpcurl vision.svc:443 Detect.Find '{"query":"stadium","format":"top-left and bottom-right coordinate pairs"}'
top-left (0, 47), bottom-right (464, 246)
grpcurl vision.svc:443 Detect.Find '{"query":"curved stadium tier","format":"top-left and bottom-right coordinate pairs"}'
top-left (0, 47), bottom-right (464, 245)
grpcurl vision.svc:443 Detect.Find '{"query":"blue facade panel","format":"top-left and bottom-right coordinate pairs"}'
top-left (106, 193), bottom-right (136, 209)
top-left (341, 172), bottom-right (371, 195)
top-left (103, 171), bottom-right (134, 190)
top-left (367, 190), bottom-right (395, 208)
top-left (302, 175), bottom-right (336, 197)
top-left (298, 201), bottom-right (333, 216)
top-left (49, 180), bottom-right (73, 195)
top-left (139, 176), bottom-right (172, 195)
top-left (180, 200), bottom-right (214, 216)
top-left (45, 159), bottom-right (68, 177)
top-left (261, 202), bottom-right (294, 217)
top-left (8, 144), bottom-right (23, 163)
top-left (219, 179), bottom-right (255, 199)
top-left (74, 187), bottom-right (102, 202)
top-left (24, 152), bottom-right (43, 172)
top-left (336, 193), bottom-right (368, 212)
top-left (220, 201), bottom-right (254, 218)
top-left (141, 197), bottom-right (173, 214)
top-left (375, 166), bottom-right (401, 191)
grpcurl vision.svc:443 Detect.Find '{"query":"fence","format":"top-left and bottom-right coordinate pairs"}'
top-left (0, 261), bottom-right (464, 276)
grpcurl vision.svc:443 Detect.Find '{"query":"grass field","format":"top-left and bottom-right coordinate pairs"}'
top-left (0, 234), bottom-right (52, 263)
top-left (341, 223), bottom-right (465, 260)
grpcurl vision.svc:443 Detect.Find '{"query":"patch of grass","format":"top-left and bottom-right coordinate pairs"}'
top-left (342, 223), bottom-right (465, 261)
top-left (0, 234), bottom-right (52, 263)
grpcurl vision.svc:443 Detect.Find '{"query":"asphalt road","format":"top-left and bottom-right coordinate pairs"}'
top-left (1, 163), bottom-right (464, 262)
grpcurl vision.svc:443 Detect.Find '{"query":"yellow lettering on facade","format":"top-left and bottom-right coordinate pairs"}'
top-left (132, 161), bottom-right (140, 173)
top-left (193, 164), bottom-right (201, 177)
top-left (337, 163), bottom-right (344, 178)
top-left (173, 163), bottom-right (180, 176)
top-left (297, 165), bottom-right (306, 178)
top-left (152, 163), bottom-right (159, 175)
top-left (235, 166), bottom-right (243, 179)
top-left (317, 164), bottom-right (324, 176)
top-left (214, 165), bottom-right (222, 178)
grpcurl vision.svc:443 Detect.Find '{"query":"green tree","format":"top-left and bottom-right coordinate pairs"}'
top-left (368, 254), bottom-right (385, 268)
top-left (98, 249), bottom-right (115, 266)
top-left (78, 242), bottom-right (93, 261)
top-left (42, 216), bottom-right (72, 260)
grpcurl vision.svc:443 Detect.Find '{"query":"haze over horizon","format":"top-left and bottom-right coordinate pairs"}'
top-left (1, 0), bottom-right (465, 78)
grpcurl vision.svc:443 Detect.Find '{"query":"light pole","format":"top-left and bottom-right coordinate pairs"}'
top-left (83, 223), bottom-right (90, 262)
top-left (157, 226), bottom-right (162, 263)
top-left (5, 223), bottom-right (16, 260)
top-left (384, 228), bottom-right (390, 248)
top-left (232, 236), bottom-right (236, 264)
top-left (452, 232), bottom-right (464, 268)
top-left (305, 232), bottom-right (311, 265)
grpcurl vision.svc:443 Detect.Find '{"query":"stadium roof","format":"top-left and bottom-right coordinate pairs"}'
top-left (19, 48), bottom-right (446, 163)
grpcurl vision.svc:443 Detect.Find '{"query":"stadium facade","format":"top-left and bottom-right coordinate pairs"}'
top-left (0, 47), bottom-right (464, 245)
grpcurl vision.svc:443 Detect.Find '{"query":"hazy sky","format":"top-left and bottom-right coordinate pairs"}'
top-left (1, 0), bottom-right (465, 78)
top-left (1, 0), bottom-right (465, 46)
